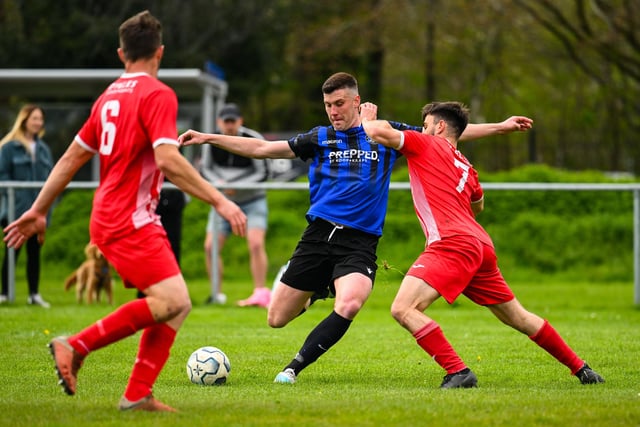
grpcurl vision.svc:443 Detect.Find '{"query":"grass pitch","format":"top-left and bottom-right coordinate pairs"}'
top-left (0, 273), bottom-right (638, 427)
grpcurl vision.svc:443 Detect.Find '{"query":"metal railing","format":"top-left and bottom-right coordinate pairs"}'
top-left (1, 181), bottom-right (639, 305)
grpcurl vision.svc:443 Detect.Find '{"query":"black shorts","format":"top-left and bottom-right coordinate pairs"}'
top-left (280, 218), bottom-right (379, 294)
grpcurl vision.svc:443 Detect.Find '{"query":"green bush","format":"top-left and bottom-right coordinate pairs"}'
top-left (2, 164), bottom-right (635, 284)
top-left (477, 165), bottom-right (634, 281)
top-left (488, 212), bottom-right (632, 279)
top-left (42, 190), bottom-right (92, 267)
top-left (479, 164), bottom-right (634, 221)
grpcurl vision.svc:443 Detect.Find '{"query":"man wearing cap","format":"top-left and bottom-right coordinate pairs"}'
top-left (200, 103), bottom-right (271, 307)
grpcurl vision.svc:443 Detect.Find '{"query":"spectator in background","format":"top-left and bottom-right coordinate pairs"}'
top-left (156, 186), bottom-right (187, 265)
top-left (137, 185), bottom-right (187, 300)
top-left (201, 103), bottom-right (270, 307)
top-left (0, 104), bottom-right (54, 307)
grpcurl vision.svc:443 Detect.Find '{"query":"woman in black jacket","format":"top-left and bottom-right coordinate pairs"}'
top-left (0, 104), bottom-right (54, 307)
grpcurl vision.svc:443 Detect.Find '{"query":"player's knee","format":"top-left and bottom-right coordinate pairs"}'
top-left (334, 299), bottom-right (363, 320)
top-left (267, 312), bottom-right (288, 328)
top-left (267, 318), bottom-right (284, 329)
top-left (163, 293), bottom-right (192, 319)
top-left (179, 296), bottom-right (193, 316)
top-left (390, 300), bottom-right (409, 326)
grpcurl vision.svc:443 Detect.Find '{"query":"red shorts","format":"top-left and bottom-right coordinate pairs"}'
top-left (97, 224), bottom-right (180, 291)
top-left (406, 235), bottom-right (514, 305)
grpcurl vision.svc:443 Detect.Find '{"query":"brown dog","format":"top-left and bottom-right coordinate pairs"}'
top-left (64, 243), bottom-right (113, 304)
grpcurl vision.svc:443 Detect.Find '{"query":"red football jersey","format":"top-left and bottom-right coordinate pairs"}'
top-left (75, 72), bottom-right (179, 244)
top-left (400, 130), bottom-right (493, 247)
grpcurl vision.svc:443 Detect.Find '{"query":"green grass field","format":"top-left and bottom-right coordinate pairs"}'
top-left (0, 273), bottom-right (638, 427)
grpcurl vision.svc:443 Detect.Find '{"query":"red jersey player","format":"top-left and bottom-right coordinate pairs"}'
top-left (3, 11), bottom-right (246, 412)
top-left (362, 101), bottom-right (603, 388)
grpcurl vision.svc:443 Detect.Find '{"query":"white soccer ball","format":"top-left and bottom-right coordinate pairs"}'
top-left (186, 346), bottom-right (231, 385)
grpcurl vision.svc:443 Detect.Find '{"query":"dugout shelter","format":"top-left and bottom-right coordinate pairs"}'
top-left (0, 68), bottom-right (227, 121)
top-left (0, 68), bottom-right (228, 302)
top-left (0, 68), bottom-right (228, 178)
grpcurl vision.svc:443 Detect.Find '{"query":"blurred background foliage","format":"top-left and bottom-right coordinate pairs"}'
top-left (3, 164), bottom-right (630, 285)
top-left (0, 1), bottom-right (637, 286)
top-left (1, 0), bottom-right (639, 173)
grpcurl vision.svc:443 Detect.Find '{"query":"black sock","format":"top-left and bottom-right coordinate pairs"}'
top-left (285, 311), bottom-right (352, 374)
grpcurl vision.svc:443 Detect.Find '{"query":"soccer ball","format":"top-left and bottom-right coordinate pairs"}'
top-left (186, 346), bottom-right (231, 385)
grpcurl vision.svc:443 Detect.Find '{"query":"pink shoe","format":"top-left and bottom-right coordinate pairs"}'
top-left (48, 337), bottom-right (84, 396)
top-left (119, 394), bottom-right (177, 412)
top-left (237, 288), bottom-right (271, 308)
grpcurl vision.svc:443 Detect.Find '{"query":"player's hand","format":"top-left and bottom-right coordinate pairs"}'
top-left (359, 102), bottom-right (378, 122)
top-left (178, 129), bottom-right (207, 146)
top-left (215, 199), bottom-right (247, 237)
top-left (500, 116), bottom-right (533, 133)
top-left (3, 209), bottom-right (47, 248)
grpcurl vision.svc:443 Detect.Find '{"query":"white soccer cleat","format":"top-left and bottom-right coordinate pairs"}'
top-left (273, 368), bottom-right (296, 384)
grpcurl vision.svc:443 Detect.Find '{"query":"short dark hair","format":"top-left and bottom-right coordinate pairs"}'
top-left (421, 101), bottom-right (470, 139)
top-left (119, 10), bottom-right (162, 62)
top-left (322, 72), bottom-right (358, 95)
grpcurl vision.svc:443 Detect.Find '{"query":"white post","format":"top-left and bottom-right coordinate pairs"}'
top-left (209, 212), bottom-right (220, 303)
top-left (634, 190), bottom-right (639, 305)
top-left (6, 187), bottom-right (15, 303)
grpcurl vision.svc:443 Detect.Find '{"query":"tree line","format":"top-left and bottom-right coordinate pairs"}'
top-left (0, 0), bottom-right (638, 174)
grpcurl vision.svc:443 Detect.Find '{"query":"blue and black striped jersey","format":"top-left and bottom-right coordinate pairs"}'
top-left (288, 121), bottom-right (419, 236)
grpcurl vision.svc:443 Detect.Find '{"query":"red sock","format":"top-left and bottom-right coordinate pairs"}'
top-left (68, 298), bottom-right (155, 357)
top-left (529, 320), bottom-right (583, 374)
top-left (124, 323), bottom-right (177, 402)
top-left (414, 321), bottom-right (466, 374)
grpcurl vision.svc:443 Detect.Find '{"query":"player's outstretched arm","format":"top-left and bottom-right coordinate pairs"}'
top-left (460, 116), bottom-right (533, 141)
top-left (3, 141), bottom-right (94, 248)
top-left (178, 129), bottom-right (295, 160)
top-left (3, 208), bottom-right (47, 249)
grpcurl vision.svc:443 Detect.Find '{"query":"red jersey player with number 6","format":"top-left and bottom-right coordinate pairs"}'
top-left (3, 10), bottom-right (246, 412)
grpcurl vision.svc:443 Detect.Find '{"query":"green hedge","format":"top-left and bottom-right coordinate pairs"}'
top-left (3, 164), bottom-right (635, 284)
top-left (478, 165), bottom-right (634, 281)
top-left (380, 164), bottom-right (635, 283)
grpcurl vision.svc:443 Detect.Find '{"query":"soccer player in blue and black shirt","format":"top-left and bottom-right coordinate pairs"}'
top-left (179, 72), bottom-right (533, 384)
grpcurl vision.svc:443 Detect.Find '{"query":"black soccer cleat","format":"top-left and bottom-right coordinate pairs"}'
top-left (576, 363), bottom-right (604, 384)
top-left (440, 368), bottom-right (478, 389)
